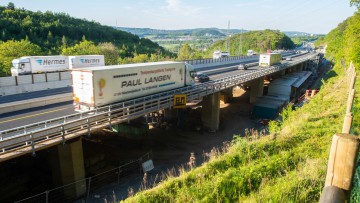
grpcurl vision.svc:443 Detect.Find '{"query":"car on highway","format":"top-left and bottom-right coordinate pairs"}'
top-left (238, 63), bottom-right (248, 70)
top-left (286, 57), bottom-right (292, 61)
top-left (194, 74), bottom-right (210, 83)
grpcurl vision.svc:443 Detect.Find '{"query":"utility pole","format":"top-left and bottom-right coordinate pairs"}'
top-left (226, 20), bottom-right (230, 54)
top-left (239, 28), bottom-right (243, 56)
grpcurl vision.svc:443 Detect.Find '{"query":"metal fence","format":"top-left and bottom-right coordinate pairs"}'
top-left (14, 151), bottom-right (152, 203)
top-left (0, 54), bottom-right (318, 161)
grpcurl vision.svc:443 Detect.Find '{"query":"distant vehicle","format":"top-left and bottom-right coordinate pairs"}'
top-left (285, 57), bottom-right (292, 61)
top-left (213, 51), bottom-right (230, 59)
top-left (194, 73), bottom-right (210, 83)
top-left (247, 50), bottom-right (255, 56)
top-left (11, 55), bottom-right (105, 76)
top-left (238, 63), bottom-right (248, 70)
top-left (258, 53), bottom-right (282, 67)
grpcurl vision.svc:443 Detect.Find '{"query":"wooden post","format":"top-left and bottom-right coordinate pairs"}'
top-left (342, 113), bottom-right (353, 134)
top-left (325, 133), bottom-right (359, 190)
top-left (346, 89), bottom-right (355, 114)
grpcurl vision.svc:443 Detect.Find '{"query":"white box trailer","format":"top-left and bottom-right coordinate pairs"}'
top-left (11, 55), bottom-right (105, 76)
top-left (72, 61), bottom-right (196, 111)
top-left (69, 55), bottom-right (105, 69)
top-left (258, 53), bottom-right (281, 67)
top-left (11, 56), bottom-right (69, 76)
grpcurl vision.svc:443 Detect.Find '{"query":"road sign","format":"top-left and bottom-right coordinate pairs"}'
top-left (142, 159), bottom-right (154, 172)
top-left (173, 94), bottom-right (186, 108)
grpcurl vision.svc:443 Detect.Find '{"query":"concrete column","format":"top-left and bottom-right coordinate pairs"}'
top-left (50, 138), bottom-right (86, 199)
top-left (164, 108), bottom-right (178, 120)
top-left (201, 92), bottom-right (220, 132)
top-left (249, 77), bottom-right (264, 103)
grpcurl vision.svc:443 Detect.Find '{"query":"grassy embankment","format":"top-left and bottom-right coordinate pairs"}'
top-left (120, 60), bottom-right (358, 202)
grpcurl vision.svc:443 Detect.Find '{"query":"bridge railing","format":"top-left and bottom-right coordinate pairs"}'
top-left (184, 55), bottom-right (258, 65)
top-left (0, 54), bottom-right (318, 160)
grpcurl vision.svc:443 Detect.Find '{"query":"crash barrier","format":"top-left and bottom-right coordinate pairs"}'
top-left (0, 72), bottom-right (71, 96)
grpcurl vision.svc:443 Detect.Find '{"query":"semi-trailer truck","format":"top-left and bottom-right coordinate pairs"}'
top-left (213, 51), bottom-right (230, 59)
top-left (69, 55), bottom-right (105, 69)
top-left (11, 55), bottom-right (105, 76)
top-left (72, 61), bottom-right (196, 111)
top-left (258, 53), bottom-right (282, 67)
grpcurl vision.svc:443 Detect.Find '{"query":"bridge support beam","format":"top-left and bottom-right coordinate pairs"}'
top-left (201, 92), bottom-right (220, 132)
top-left (249, 77), bottom-right (264, 103)
top-left (304, 61), bottom-right (309, 70)
top-left (50, 138), bottom-right (86, 199)
top-left (272, 70), bottom-right (285, 79)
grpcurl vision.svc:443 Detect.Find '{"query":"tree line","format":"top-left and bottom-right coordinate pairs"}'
top-left (0, 3), bottom-right (175, 76)
top-left (0, 3), bottom-right (298, 76)
top-left (315, 8), bottom-right (360, 69)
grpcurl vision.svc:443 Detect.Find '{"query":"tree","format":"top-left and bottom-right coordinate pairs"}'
top-left (0, 40), bottom-right (42, 76)
top-left (98, 42), bottom-right (119, 65)
top-left (350, 0), bottom-right (360, 8)
top-left (61, 35), bottom-right (67, 49)
top-left (7, 2), bottom-right (15, 10)
top-left (61, 40), bottom-right (100, 55)
top-left (132, 54), bottom-right (149, 63)
top-left (177, 43), bottom-right (194, 60)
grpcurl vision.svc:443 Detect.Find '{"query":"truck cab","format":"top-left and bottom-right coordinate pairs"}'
top-left (11, 57), bottom-right (31, 76)
top-left (185, 63), bottom-right (196, 85)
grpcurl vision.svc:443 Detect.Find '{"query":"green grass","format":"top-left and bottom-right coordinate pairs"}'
top-left (121, 62), bottom-right (356, 203)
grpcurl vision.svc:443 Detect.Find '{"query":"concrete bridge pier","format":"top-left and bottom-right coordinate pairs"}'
top-left (164, 108), bottom-right (178, 120)
top-left (249, 77), bottom-right (264, 103)
top-left (163, 108), bottom-right (187, 128)
top-left (50, 138), bottom-right (86, 199)
top-left (201, 92), bottom-right (220, 132)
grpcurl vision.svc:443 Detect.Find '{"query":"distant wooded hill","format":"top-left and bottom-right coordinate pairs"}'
top-left (204, 29), bottom-right (296, 57)
top-left (0, 5), bottom-right (172, 57)
top-left (115, 27), bottom-right (246, 38)
top-left (115, 27), bottom-right (318, 38)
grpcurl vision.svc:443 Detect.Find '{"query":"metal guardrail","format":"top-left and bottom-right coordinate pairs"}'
top-left (184, 54), bottom-right (258, 65)
top-left (0, 53), bottom-right (318, 160)
top-left (184, 51), bottom-right (296, 66)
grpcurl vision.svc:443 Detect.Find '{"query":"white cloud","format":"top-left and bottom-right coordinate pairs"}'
top-left (163, 0), bottom-right (208, 16)
top-left (166, 0), bottom-right (181, 11)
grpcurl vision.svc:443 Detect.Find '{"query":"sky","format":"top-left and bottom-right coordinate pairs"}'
top-left (1, 0), bottom-right (357, 34)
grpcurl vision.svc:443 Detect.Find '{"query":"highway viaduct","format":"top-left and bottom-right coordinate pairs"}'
top-left (0, 52), bottom-right (319, 201)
